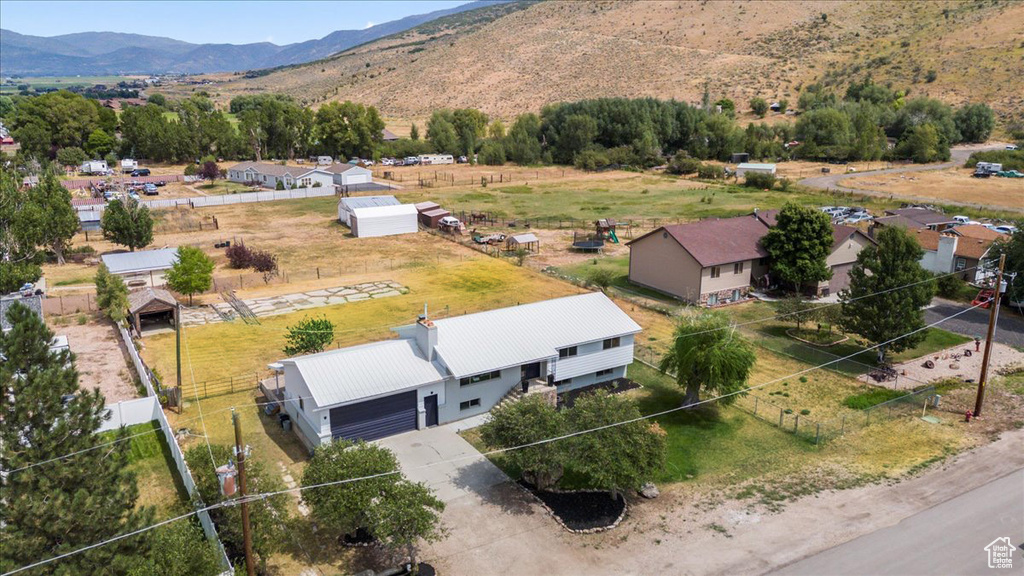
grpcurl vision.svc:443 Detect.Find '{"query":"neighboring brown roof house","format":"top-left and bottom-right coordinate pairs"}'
top-left (911, 229), bottom-right (1000, 261)
top-left (382, 128), bottom-right (399, 141)
top-left (951, 224), bottom-right (1005, 242)
top-left (883, 207), bottom-right (955, 227)
top-left (632, 215), bottom-right (769, 267)
top-left (755, 210), bottom-right (872, 251)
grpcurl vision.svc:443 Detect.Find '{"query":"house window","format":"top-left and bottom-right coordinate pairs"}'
top-left (603, 337), bottom-right (621, 350)
top-left (460, 370), bottom-right (501, 386)
top-left (707, 293), bottom-right (719, 306)
top-left (710, 266), bottom-right (721, 278)
top-left (559, 346), bottom-right (578, 358)
top-left (596, 369), bottom-right (614, 377)
top-left (554, 378), bottom-right (572, 386)
top-left (460, 398), bottom-right (481, 411)
top-left (299, 398), bottom-right (304, 411)
top-left (955, 257), bottom-right (967, 271)
top-left (732, 289), bottom-right (741, 301)
top-left (734, 262), bottom-right (744, 274)
top-left (300, 178), bottom-right (312, 188)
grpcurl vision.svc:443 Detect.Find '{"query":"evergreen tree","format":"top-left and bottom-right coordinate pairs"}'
top-left (95, 263), bottom-right (129, 322)
top-left (409, 122), bottom-right (419, 141)
top-left (760, 203), bottom-right (835, 292)
top-left (28, 172), bottom-right (78, 265)
top-left (0, 304), bottom-right (153, 575)
top-left (102, 198), bottom-right (153, 252)
top-left (840, 226), bottom-right (935, 362)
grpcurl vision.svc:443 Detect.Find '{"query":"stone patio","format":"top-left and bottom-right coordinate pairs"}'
top-left (180, 281), bottom-right (407, 326)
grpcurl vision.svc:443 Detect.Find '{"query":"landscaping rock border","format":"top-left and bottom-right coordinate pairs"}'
top-left (786, 328), bottom-right (849, 348)
top-left (518, 483), bottom-right (628, 534)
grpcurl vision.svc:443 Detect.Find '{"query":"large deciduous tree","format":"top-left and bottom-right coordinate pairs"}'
top-left (989, 224), bottom-right (1024, 310)
top-left (0, 303), bottom-right (154, 575)
top-left (480, 395), bottom-right (567, 490)
top-left (954, 103), bottom-right (995, 144)
top-left (0, 167), bottom-right (44, 292)
top-left (28, 172), bottom-right (78, 265)
top-left (314, 101), bottom-right (385, 160)
top-left (102, 198), bottom-right (153, 252)
top-left (760, 203), bottom-right (835, 292)
top-left (563, 391), bottom-right (666, 497)
top-left (165, 246), bottom-right (214, 305)
top-left (659, 312), bottom-right (757, 406)
top-left (840, 226), bottom-right (935, 362)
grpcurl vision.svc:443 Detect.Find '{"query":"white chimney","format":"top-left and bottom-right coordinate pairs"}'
top-left (937, 234), bottom-right (958, 273)
top-left (414, 304), bottom-right (437, 361)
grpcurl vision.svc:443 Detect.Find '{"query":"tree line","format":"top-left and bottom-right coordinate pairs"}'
top-left (1, 81), bottom-right (1001, 173)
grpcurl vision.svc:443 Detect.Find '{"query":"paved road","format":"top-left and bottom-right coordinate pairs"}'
top-left (926, 298), bottom-right (1024, 349)
top-left (799, 144), bottom-right (1021, 212)
top-left (774, 468), bottom-right (1024, 575)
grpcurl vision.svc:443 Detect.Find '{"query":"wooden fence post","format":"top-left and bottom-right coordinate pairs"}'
top-left (753, 396), bottom-right (758, 415)
top-left (779, 408), bottom-right (784, 427)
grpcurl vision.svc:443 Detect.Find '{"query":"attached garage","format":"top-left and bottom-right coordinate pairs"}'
top-left (341, 170), bottom-right (371, 185)
top-left (828, 262), bottom-right (854, 295)
top-left (349, 204), bottom-right (419, 238)
top-left (329, 391), bottom-right (417, 441)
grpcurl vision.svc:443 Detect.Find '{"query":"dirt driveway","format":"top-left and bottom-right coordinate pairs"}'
top-left (51, 317), bottom-right (138, 403)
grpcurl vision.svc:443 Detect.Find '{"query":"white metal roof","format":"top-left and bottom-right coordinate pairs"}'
top-left (101, 248), bottom-right (178, 275)
top-left (737, 163), bottom-right (777, 170)
top-left (432, 292), bottom-right (641, 377)
top-left (285, 339), bottom-right (444, 407)
top-left (508, 233), bottom-right (538, 244)
top-left (340, 195), bottom-right (400, 211)
top-left (351, 204), bottom-right (418, 218)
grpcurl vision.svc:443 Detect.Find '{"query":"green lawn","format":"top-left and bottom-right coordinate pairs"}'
top-left (196, 180), bottom-right (252, 195)
top-left (0, 75), bottom-right (132, 92)
top-left (109, 421), bottom-right (190, 518)
top-left (556, 255), bottom-right (686, 303)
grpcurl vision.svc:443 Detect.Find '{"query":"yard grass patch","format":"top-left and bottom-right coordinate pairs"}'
top-left (841, 388), bottom-right (908, 410)
top-left (107, 421), bottom-right (189, 518)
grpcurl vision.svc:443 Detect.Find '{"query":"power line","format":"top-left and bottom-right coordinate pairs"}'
top-left (3, 300), bottom-right (986, 575)
top-left (182, 323), bottom-right (218, 471)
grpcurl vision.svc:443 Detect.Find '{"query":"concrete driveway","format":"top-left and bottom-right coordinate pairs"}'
top-left (926, 298), bottom-right (1024, 349)
top-left (376, 425), bottom-right (582, 575)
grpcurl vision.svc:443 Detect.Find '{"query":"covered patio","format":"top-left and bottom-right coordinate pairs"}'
top-left (128, 288), bottom-right (178, 336)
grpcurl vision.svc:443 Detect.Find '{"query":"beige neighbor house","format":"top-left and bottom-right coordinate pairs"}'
top-left (629, 212), bottom-right (875, 305)
top-left (755, 210), bottom-right (876, 297)
top-left (628, 215), bottom-right (771, 306)
top-left (912, 225), bottom-right (1006, 285)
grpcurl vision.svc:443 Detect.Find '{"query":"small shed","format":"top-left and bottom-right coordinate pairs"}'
top-left (349, 204), bottom-right (419, 238)
top-left (730, 153), bottom-right (750, 164)
top-left (414, 201), bottom-right (441, 213)
top-left (736, 163), bottom-right (777, 178)
top-left (128, 288), bottom-right (178, 335)
top-left (506, 233), bottom-right (540, 253)
top-left (419, 208), bottom-right (451, 228)
top-left (79, 210), bottom-right (102, 232)
top-left (338, 195), bottom-right (400, 225)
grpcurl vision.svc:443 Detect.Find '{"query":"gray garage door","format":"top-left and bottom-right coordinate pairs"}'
top-left (829, 263), bottom-right (854, 294)
top-left (330, 391), bottom-right (417, 442)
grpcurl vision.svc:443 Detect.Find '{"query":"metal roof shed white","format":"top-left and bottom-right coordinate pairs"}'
top-left (349, 204), bottom-right (419, 238)
top-left (337, 195), bottom-right (400, 225)
top-left (101, 248), bottom-right (179, 275)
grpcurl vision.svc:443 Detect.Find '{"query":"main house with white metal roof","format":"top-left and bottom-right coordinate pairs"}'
top-left (270, 292), bottom-right (641, 448)
top-left (227, 161), bottom-right (373, 190)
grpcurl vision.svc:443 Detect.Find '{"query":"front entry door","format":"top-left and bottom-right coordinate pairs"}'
top-left (424, 394), bottom-right (439, 427)
top-left (521, 362), bottom-right (541, 380)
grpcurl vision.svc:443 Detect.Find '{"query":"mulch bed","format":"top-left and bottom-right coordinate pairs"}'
top-left (519, 481), bottom-right (626, 532)
top-left (558, 378), bottom-right (641, 409)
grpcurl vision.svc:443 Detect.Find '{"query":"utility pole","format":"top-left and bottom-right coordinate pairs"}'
top-left (232, 409), bottom-right (256, 576)
top-left (974, 254), bottom-right (1006, 418)
top-left (175, 303), bottom-right (182, 414)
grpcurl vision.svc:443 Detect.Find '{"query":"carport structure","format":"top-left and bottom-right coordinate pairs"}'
top-left (128, 288), bottom-right (178, 336)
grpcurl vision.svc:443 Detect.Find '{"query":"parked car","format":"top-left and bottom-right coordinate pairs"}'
top-left (438, 216), bottom-right (461, 228)
top-left (381, 157), bottom-right (394, 166)
top-left (154, 180), bottom-right (167, 187)
top-left (361, 159), bottom-right (375, 166)
top-left (404, 156), bottom-right (420, 165)
top-left (394, 159), bottom-right (406, 166)
top-left (844, 213), bottom-right (873, 224)
top-left (143, 183), bottom-right (159, 195)
top-left (131, 168), bottom-right (151, 177)
top-left (1007, 144), bottom-right (1019, 151)
top-left (994, 225), bottom-right (1018, 235)
top-left (457, 155), bottom-right (469, 164)
top-left (129, 192), bottom-right (140, 201)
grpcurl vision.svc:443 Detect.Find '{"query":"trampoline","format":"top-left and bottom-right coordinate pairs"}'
top-left (572, 239), bottom-right (605, 252)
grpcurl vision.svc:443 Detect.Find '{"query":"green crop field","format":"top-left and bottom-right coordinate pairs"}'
top-left (0, 75), bottom-right (138, 93)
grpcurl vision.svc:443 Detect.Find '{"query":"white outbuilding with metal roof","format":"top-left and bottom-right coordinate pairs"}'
top-left (348, 204), bottom-right (419, 238)
top-left (736, 162), bottom-right (777, 177)
top-left (100, 248), bottom-right (179, 287)
top-left (337, 195), bottom-right (401, 225)
top-left (272, 292), bottom-right (642, 448)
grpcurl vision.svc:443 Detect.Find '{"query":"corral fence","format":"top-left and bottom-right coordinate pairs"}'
top-left (117, 324), bottom-right (232, 573)
top-left (633, 348), bottom-right (938, 445)
top-left (42, 293), bottom-right (98, 316)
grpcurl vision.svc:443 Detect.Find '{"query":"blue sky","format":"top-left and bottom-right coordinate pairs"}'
top-left (1, 1), bottom-right (471, 45)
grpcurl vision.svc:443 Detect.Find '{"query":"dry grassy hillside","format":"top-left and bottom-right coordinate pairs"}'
top-left (208, 0), bottom-right (1023, 122)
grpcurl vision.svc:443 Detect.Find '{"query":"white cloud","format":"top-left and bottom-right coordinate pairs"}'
top-left (364, 21), bottom-right (374, 29)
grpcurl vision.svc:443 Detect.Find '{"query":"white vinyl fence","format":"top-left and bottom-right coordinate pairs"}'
top-left (98, 396), bottom-right (161, 433)
top-left (118, 325), bottom-right (232, 573)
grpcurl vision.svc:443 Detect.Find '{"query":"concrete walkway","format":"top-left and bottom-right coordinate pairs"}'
top-left (180, 281), bottom-right (407, 326)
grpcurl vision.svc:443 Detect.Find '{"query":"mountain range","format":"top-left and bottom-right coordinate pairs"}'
top-left (0, 1), bottom-right (508, 76)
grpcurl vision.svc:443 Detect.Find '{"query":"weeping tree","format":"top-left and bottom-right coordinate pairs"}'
top-left (659, 312), bottom-right (757, 407)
